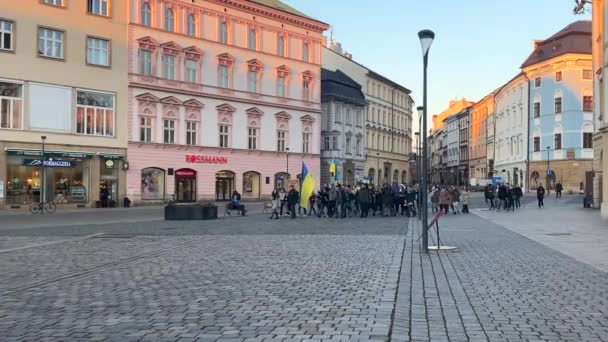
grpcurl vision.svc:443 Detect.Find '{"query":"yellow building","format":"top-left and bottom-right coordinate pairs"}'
top-left (0, 0), bottom-right (128, 209)
top-left (432, 98), bottom-right (475, 131)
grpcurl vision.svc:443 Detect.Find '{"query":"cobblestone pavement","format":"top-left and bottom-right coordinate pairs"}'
top-left (1, 209), bottom-right (608, 342)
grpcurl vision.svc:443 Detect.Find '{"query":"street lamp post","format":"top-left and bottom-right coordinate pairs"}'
top-left (546, 146), bottom-right (551, 193)
top-left (418, 29), bottom-right (434, 252)
top-left (40, 136), bottom-right (47, 214)
top-left (286, 147), bottom-right (290, 185)
top-left (414, 131), bottom-right (421, 220)
top-left (376, 152), bottom-right (380, 185)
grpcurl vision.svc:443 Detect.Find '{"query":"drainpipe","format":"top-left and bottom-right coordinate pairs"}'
top-left (524, 73), bottom-right (531, 193)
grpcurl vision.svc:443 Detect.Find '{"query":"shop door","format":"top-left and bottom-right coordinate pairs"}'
top-left (215, 171), bottom-right (235, 201)
top-left (175, 169), bottom-right (197, 202)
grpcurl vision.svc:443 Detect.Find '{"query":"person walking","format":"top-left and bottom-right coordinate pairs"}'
top-left (382, 184), bottom-right (394, 216)
top-left (287, 185), bottom-right (299, 219)
top-left (270, 189), bottom-right (280, 219)
top-left (431, 188), bottom-right (440, 213)
top-left (328, 184), bottom-right (337, 218)
top-left (357, 184), bottom-right (371, 218)
top-left (556, 182), bottom-right (563, 199)
top-left (497, 184), bottom-right (508, 211)
top-left (513, 184), bottom-right (523, 209)
top-left (537, 183), bottom-right (546, 208)
top-left (439, 188), bottom-right (450, 213)
top-left (462, 188), bottom-right (471, 214)
top-left (451, 187), bottom-right (461, 214)
top-left (279, 188), bottom-right (288, 216)
top-left (308, 191), bottom-right (318, 216)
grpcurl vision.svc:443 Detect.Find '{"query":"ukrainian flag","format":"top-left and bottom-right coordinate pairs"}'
top-left (329, 156), bottom-right (336, 178)
top-left (300, 161), bottom-right (316, 209)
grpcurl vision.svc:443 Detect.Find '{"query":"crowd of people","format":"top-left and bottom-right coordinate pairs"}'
top-left (269, 182), bottom-right (421, 219)
top-left (482, 183), bottom-right (525, 211)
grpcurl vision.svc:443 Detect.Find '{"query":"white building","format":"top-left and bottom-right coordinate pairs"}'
top-left (494, 72), bottom-right (529, 189)
top-left (444, 114), bottom-right (460, 185)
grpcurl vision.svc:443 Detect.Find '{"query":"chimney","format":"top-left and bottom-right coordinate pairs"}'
top-left (343, 51), bottom-right (353, 59)
top-left (533, 40), bottom-right (544, 49)
top-left (330, 41), bottom-right (343, 54)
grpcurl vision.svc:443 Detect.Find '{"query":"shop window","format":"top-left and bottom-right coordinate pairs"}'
top-left (243, 171), bottom-right (261, 199)
top-left (216, 170), bottom-right (235, 201)
top-left (0, 81), bottom-right (23, 129)
top-left (141, 167), bottom-right (165, 200)
top-left (274, 172), bottom-right (289, 190)
top-left (76, 90), bottom-right (115, 136)
top-left (100, 159), bottom-right (119, 207)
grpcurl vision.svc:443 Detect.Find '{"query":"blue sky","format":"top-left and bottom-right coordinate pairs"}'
top-left (287, 0), bottom-right (590, 128)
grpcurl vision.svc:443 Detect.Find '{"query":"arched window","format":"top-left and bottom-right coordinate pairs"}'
top-left (165, 8), bottom-right (174, 32)
top-left (187, 14), bottom-right (196, 36)
top-left (141, 2), bottom-right (151, 27)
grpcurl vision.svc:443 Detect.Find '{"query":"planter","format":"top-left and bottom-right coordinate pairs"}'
top-left (164, 203), bottom-right (218, 221)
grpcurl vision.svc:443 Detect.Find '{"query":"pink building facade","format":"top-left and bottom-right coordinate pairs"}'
top-left (126, 0), bottom-right (328, 203)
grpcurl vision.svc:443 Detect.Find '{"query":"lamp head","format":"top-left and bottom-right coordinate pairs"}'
top-left (417, 106), bottom-right (424, 118)
top-left (41, 136), bottom-right (47, 141)
top-left (418, 29), bottom-right (435, 56)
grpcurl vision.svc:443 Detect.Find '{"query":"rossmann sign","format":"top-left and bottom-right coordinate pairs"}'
top-left (185, 155), bottom-right (228, 164)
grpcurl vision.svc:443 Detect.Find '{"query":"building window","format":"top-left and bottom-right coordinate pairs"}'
top-left (185, 59), bottom-right (197, 83)
top-left (42, 0), bottom-right (63, 5)
top-left (303, 79), bottom-right (310, 101)
top-left (219, 20), bottom-right (228, 44)
top-left (0, 81), bottom-right (22, 129)
top-left (0, 20), bottom-right (13, 51)
top-left (139, 116), bottom-right (152, 142)
top-left (219, 124), bottom-right (229, 147)
top-left (554, 97), bottom-right (562, 114)
top-left (248, 27), bottom-right (257, 50)
top-left (302, 42), bottom-right (309, 62)
top-left (332, 136), bottom-right (338, 150)
top-left (534, 77), bottom-right (541, 88)
top-left (140, 50), bottom-right (152, 76)
top-left (248, 70), bottom-right (257, 93)
top-left (277, 130), bottom-right (286, 152)
top-left (219, 64), bottom-right (229, 88)
top-left (554, 133), bottom-right (562, 150)
top-left (345, 136), bottom-right (351, 154)
top-left (88, 0), bottom-right (109, 16)
top-left (163, 119), bottom-right (175, 144)
top-left (582, 69), bottom-right (593, 80)
top-left (76, 91), bottom-right (115, 136)
top-left (583, 132), bottom-right (593, 148)
top-left (186, 121), bottom-right (196, 145)
top-left (534, 102), bottom-right (541, 118)
top-left (38, 27), bottom-right (64, 59)
top-left (323, 136), bottom-right (330, 150)
top-left (302, 132), bottom-right (310, 153)
top-left (86, 37), bottom-right (110, 66)
top-left (555, 71), bottom-right (562, 82)
top-left (277, 76), bottom-right (286, 97)
top-left (187, 14), bottom-right (196, 36)
top-left (164, 55), bottom-right (175, 80)
top-left (141, 2), bottom-right (151, 26)
top-left (356, 136), bottom-right (361, 155)
top-left (277, 35), bottom-right (285, 56)
top-left (583, 95), bottom-right (593, 112)
top-left (248, 127), bottom-right (258, 150)
top-left (164, 8), bottom-right (174, 32)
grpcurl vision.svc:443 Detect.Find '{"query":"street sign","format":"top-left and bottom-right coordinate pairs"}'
top-left (546, 169), bottom-right (553, 175)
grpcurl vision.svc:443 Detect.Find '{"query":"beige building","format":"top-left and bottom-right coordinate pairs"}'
top-left (0, 0), bottom-right (128, 209)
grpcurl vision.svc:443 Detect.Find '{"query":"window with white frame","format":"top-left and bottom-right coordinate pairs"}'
top-left (140, 50), bottom-right (152, 76)
top-left (554, 96), bottom-right (562, 114)
top-left (346, 109), bottom-right (352, 125)
top-left (554, 133), bottom-right (562, 150)
top-left (87, 37), bottom-right (110, 66)
top-left (555, 71), bottom-right (562, 82)
top-left (163, 119), bottom-right (175, 144)
top-left (165, 8), bottom-right (174, 32)
top-left (323, 136), bottom-right (330, 150)
top-left (303, 79), bottom-right (310, 101)
top-left (186, 59), bottom-right (197, 83)
top-left (277, 76), bottom-right (286, 97)
top-left (219, 20), bottom-right (228, 44)
top-left (187, 14), bottom-right (196, 36)
top-left (186, 121), bottom-right (197, 145)
top-left (534, 77), bottom-right (541, 88)
top-left (248, 27), bottom-right (257, 50)
top-left (164, 55), bottom-right (175, 80)
top-left (534, 101), bottom-right (541, 117)
top-left (248, 70), bottom-right (257, 93)
top-left (356, 136), bottom-right (361, 155)
top-left (0, 20), bottom-right (14, 51)
top-left (345, 136), bottom-right (351, 154)
top-left (38, 27), bottom-right (64, 59)
top-left (42, 0), bottom-right (63, 5)
top-left (219, 124), bottom-right (229, 147)
top-left (302, 132), bottom-right (310, 153)
top-left (533, 136), bottom-right (540, 152)
top-left (0, 81), bottom-right (23, 129)
top-left (219, 64), bottom-right (229, 88)
top-left (76, 91), bottom-right (115, 136)
top-left (141, 2), bottom-right (151, 26)
top-left (277, 130), bottom-right (287, 152)
top-left (139, 116), bottom-right (152, 142)
top-left (582, 69), bottom-right (593, 80)
top-left (583, 95), bottom-right (594, 112)
top-left (302, 42), bottom-right (309, 62)
top-left (277, 35), bottom-right (285, 56)
top-left (88, 0), bottom-right (109, 16)
top-left (583, 132), bottom-right (593, 149)
top-left (332, 136), bottom-right (338, 150)
top-left (248, 127), bottom-right (258, 149)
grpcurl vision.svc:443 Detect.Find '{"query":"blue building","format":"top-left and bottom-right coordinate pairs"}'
top-left (523, 21), bottom-right (593, 192)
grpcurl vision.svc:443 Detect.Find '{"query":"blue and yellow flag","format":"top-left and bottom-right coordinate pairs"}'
top-left (300, 161), bottom-right (316, 209)
top-left (329, 156), bottom-right (336, 178)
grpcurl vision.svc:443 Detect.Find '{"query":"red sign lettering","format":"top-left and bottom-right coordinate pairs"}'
top-left (185, 155), bottom-right (228, 164)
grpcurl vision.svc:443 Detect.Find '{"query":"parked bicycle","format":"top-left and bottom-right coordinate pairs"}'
top-left (30, 201), bottom-right (57, 214)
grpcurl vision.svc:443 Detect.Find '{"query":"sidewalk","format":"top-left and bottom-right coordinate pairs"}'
top-left (472, 196), bottom-right (608, 272)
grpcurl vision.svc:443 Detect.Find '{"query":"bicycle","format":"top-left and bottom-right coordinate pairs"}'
top-left (30, 201), bottom-right (57, 214)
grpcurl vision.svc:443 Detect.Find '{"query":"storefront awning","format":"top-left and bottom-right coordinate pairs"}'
top-left (4, 148), bottom-right (95, 158)
top-left (97, 152), bottom-right (124, 160)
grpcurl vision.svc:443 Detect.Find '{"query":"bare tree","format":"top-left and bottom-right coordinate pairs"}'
top-left (573, 0), bottom-right (592, 14)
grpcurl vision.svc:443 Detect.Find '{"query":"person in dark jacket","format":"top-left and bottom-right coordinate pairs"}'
top-left (357, 184), bottom-right (371, 218)
top-left (555, 182), bottom-right (563, 198)
top-left (537, 184), bottom-right (545, 208)
top-left (484, 184), bottom-right (495, 210)
top-left (287, 186), bottom-right (299, 219)
top-left (497, 184), bottom-right (508, 211)
top-left (513, 184), bottom-right (523, 209)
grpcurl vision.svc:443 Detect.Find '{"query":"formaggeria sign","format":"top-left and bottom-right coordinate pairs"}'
top-left (185, 155), bottom-right (228, 164)
top-left (23, 159), bottom-right (75, 168)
